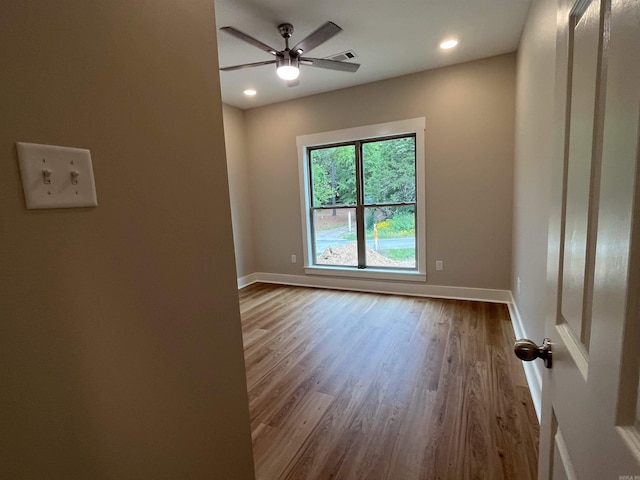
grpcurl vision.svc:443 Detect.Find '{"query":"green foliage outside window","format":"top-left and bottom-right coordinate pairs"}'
top-left (310, 137), bottom-right (415, 211)
top-left (310, 145), bottom-right (356, 207)
top-left (362, 137), bottom-right (416, 204)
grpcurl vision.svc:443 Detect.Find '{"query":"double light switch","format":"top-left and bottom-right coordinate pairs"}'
top-left (17, 142), bottom-right (98, 209)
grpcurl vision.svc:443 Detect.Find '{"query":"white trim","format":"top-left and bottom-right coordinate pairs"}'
top-left (554, 430), bottom-right (578, 480)
top-left (508, 292), bottom-right (543, 422)
top-left (240, 272), bottom-right (511, 303)
top-left (296, 117), bottom-right (427, 278)
top-left (304, 265), bottom-right (426, 282)
top-left (237, 273), bottom-right (258, 289)
top-left (616, 426), bottom-right (640, 465)
top-left (555, 322), bottom-right (589, 380)
top-left (296, 118), bottom-right (426, 148)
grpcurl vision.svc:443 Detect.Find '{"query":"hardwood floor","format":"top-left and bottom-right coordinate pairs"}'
top-left (239, 283), bottom-right (539, 480)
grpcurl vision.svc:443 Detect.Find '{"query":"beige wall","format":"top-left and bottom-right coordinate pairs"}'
top-left (0, 1), bottom-right (255, 478)
top-left (223, 104), bottom-right (256, 279)
top-left (241, 54), bottom-right (516, 290)
top-left (512, 0), bottom-right (558, 342)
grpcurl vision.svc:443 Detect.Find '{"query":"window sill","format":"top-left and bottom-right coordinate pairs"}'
top-left (304, 265), bottom-right (426, 282)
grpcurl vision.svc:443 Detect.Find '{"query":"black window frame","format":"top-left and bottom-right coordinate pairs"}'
top-left (307, 133), bottom-right (418, 271)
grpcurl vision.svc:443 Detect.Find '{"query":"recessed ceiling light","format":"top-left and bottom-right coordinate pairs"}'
top-left (440, 39), bottom-right (459, 50)
top-left (243, 89), bottom-right (257, 96)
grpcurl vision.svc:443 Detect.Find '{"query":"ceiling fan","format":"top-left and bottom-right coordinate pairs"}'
top-left (219, 21), bottom-right (360, 85)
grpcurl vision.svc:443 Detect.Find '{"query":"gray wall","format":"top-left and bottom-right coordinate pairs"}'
top-left (512, 0), bottom-right (558, 343)
top-left (0, 1), bottom-right (255, 478)
top-left (223, 104), bottom-right (256, 279)
top-left (237, 53), bottom-right (516, 290)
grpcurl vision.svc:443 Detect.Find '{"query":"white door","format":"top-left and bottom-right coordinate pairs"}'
top-left (534, 0), bottom-right (640, 478)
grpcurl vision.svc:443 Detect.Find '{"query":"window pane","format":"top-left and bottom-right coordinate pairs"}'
top-left (310, 146), bottom-right (356, 208)
top-left (313, 208), bottom-right (358, 266)
top-left (365, 206), bottom-right (416, 268)
top-left (362, 137), bottom-right (416, 204)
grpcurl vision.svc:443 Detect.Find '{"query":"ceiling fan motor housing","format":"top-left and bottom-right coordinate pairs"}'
top-left (277, 50), bottom-right (299, 68)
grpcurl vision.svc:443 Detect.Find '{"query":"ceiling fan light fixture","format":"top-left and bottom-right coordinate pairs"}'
top-left (277, 65), bottom-right (300, 80)
top-left (276, 55), bottom-right (300, 80)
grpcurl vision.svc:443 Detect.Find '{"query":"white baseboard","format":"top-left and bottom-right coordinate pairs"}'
top-left (507, 293), bottom-right (542, 422)
top-left (237, 273), bottom-right (258, 289)
top-left (240, 272), bottom-right (511, 303)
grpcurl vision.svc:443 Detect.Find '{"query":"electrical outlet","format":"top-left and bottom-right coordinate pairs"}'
top-left (435, 260), bottom-right (443, 271)
top-left (291, 254), bottom-right (297, 264)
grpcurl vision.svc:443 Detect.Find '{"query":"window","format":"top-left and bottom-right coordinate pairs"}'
top-left (297, 118), bottom-right (426, 281)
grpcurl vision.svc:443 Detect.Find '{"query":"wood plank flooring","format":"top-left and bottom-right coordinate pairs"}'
top-left (239, 283), bottom-right (539, 480)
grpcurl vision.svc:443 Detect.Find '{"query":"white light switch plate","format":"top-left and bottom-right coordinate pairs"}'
top-left (17, 142), bottom-right (98, 209)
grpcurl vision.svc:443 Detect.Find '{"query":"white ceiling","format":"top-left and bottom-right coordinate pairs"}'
top-left (214, 0), bottom-right (531, 109)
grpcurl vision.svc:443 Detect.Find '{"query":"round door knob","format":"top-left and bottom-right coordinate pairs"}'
top-left (514, 338), bottom-right (552, 369)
